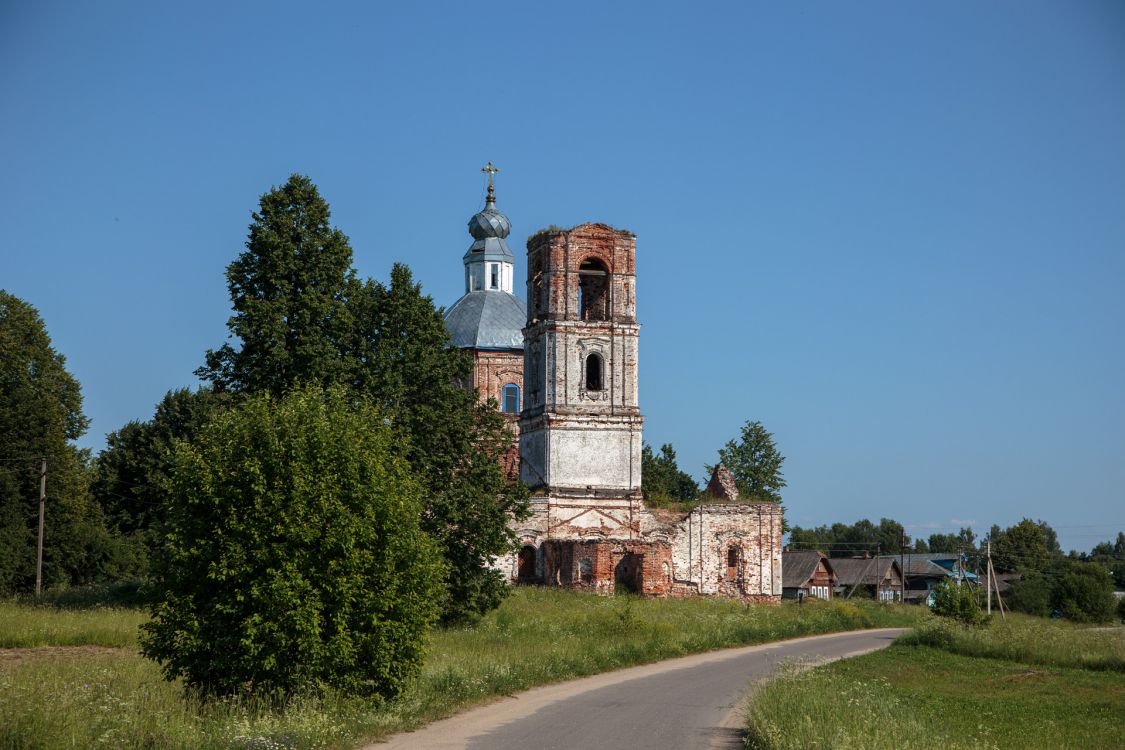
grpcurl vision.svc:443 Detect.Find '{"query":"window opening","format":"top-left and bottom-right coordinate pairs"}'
top-left (578, 258), bottom-right (609, 321)
top-left (502, 384), bottom-right (520, 414)
top-left (579, 558), bottom-right (593, 583)
top-left (517, 545), bottom-right (536, 582)
top-left (726, 546), bottom-right (740, 581)
top-left (585, 352), bottom-right (604, 391)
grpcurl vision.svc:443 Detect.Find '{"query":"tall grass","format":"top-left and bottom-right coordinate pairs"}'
top-left (744, 615), bottom-right (1125, 750)
top-left (0, 588), bottom-right (926, 749)
top-left (0, 600), bottom-right (145, 648)
top-left (899, 613), bottom-right (1125, 671)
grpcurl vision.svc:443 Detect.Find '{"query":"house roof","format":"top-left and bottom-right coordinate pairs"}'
top-left (443, 290), bottom-right (526, 350)
top-left (896, 554), bottom-right (978, 580)
top-left (831, 557), bottom-right (902, 586)
top-left (899, 557), bottom-right (953, 577)
top-left (782, 551), bottom-right (833, 588)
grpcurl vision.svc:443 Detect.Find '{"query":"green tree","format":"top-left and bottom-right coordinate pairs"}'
top-left (787, 518), bottom-right (910, 557)
top-left (642, 442), bottom-right (699, 504)
top-left (992, 518), bottom-right (1057, 574)
top-left (928, 528), bottom-right (976, 554)
top-left (350, 265), bottom-right (528, 623)
top-left (1050, 561), bottom-right (1115, 624)
top-left (0, 291), bottom-right (128, 593)
top-left (91, 387), bottom-right (231, 570)
top-left (931, 580), bottom-right (985, 625)
top-left (1089, 541), bottom-right (1116, 561)
top-left (714, 420), bottom-right (785, 502)
top-left (197, 174), bottom-right (360, 395)
top-left (194, 176), bottom-right (527, 623)
top-left (140, 386), bottom-right (442, 698)
top-left (873, 518), bottom-right (909, 554)
top-left (1006, 574), bottom-right (1052, 617)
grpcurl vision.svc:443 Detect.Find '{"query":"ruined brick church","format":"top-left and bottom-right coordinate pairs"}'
top-left (444, 166), bottom-right (782, 602)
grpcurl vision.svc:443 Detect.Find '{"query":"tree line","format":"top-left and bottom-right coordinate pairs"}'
top-left (2, 174), bottom-right (528, 698)
top-left (787, 515), bottom-right (1123, 623)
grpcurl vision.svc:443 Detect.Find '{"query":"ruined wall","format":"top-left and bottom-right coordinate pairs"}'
top-left (664, 504), bottom-right (784, 601)
top-left (494, 500), bottom-right (783, 604)
top-left (542, 539), bottom-right (673, 596)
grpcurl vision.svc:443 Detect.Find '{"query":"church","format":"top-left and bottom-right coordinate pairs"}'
top-left (444, 165), bottom-right (782, 602)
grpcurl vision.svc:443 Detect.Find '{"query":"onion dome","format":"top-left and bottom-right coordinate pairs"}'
top-left (468, 197), bottom-right (511, 240)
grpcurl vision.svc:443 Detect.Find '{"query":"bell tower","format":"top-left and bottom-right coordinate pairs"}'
top-left (519, 223), bottom-right (643, 506)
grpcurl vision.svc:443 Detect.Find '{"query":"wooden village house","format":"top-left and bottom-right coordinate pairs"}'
top-left (831, 556), bottom-right (904, 602)
top-left (781, 550), bottom-right (836, 600)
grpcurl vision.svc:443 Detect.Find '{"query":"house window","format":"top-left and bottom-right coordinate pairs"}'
top-left (585, 352), bottom-right (604, 391)
top-left (579, 558), bottom-right (593, 583)
top-left (726, 546), bottom-right (740, 581)
top-left (578, 258), bottom-right (609, 320)
top-left (490, 264), bottom-right (499, 289)
top-left (502, 384), bottom-right (520, 414)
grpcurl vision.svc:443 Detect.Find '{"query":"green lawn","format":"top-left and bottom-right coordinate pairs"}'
top-left (743, 616), bottom-right (1125, 750)
top-left (0, 589), bottom-right (925, 749)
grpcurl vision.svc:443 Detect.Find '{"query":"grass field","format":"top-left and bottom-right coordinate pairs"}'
top-left (0, 588), bottom-right (924, 749)
top-left (743, 614), bottom-right (1125, 750)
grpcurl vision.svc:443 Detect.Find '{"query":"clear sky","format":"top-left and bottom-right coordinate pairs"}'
top-left (3, 1), bottom-right (1123, 553)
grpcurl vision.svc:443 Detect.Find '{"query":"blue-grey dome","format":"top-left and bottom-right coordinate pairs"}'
top-left (444, 291), bottom-right (526, 350)
top-left (468, 201), bottom-right (511, 240)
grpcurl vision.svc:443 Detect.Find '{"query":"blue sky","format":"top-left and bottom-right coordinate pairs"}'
top-left (3, 1), bottom-right (1123, 552)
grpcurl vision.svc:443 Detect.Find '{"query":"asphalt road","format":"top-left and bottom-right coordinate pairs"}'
top-left (373, 628), bottom-right (905, 750)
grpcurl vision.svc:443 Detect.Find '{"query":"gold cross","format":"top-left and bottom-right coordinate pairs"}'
top-left (481, 161), bottom-right (500, 188)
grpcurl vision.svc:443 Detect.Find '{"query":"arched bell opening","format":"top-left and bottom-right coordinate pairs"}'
top-left (578, 257), bottom-right (609, 321)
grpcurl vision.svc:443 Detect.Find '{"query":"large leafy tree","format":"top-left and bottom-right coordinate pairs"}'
top-left (0, 291), bottom-right (127, 593)
top-left (713, 420), bottom-right (786, 503)
top-left (195, 175), bottom-right (526, 623)
top-left (1050, 561), bottom-right (1116, 624)
top-left (350, 265), bottom-right (528, 623)
top-left (641, 442), bottom-right (699, 504)
top-left (991, 518), bottom-right (1059, 574)
top-left (141, 386), bottom-right (443, 698)
top-left (197, 174), bottom-right (359, 394)
top-left (927, 527), bottom-right (977, 554)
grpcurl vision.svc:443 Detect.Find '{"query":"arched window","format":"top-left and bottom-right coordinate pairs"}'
top-left (502, 383), bottom-right (520, 414)
top-left (726, 546), bottom-right (740, 581)
top-left (585, 353), bottom-right (604, 391)
top-left (578, 258), bottom-right (609, 321)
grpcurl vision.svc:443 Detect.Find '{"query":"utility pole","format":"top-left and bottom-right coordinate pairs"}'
top-left (900, 529), bottom-right (906, 604)
top-left (986, 539), bottom-right (992, 616)
top-left (35, 456), bottom-right (46, 598)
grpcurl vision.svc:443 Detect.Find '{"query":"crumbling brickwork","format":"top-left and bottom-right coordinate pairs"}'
top-left (489, 222), bottom-right (784, 605)
top-left (706, 465), bottom-right (740, 501)
top-left (520, 225), bottom-right (643, 493)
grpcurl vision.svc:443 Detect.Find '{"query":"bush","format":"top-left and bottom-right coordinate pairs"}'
top-left (931, 581), bottom-right (985, 625)
top-left (1050, 562), bottom-right (1115, 624)
top-left (1117, 596), bottom-right (1125, 624)
top-left (140, 386), bottom-right (443, 699)
top-left (1006, 574), bottom-right (1051, 617)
